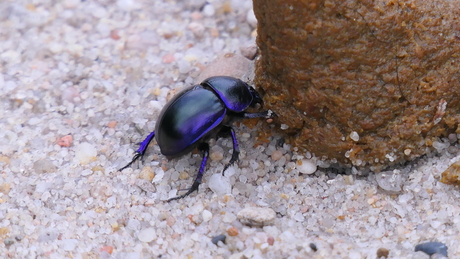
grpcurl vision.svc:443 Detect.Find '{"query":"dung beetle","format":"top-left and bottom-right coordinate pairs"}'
top-left (120, 76), bottom-right (274, 201)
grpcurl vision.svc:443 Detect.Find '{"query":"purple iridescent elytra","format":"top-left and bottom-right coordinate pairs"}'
top-left (156, 87), bottom-right (226, 157)
top-left (120, 76), bottom-right (274, 201)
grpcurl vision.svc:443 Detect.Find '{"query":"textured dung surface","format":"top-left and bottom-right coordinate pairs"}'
top-left (254, 0), bottom-right (460, 170)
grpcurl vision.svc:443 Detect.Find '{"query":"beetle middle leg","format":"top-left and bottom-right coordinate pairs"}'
top-left (167, 142), bottom-right (210, 201)
top-left (119, 130), bottom-right (156, 171)
top-left (217, 125), bottom-right (240, 175)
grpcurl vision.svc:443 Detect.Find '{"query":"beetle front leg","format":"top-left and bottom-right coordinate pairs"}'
top-left (219, 126), bottom-right (240, 175)
top-left (167, 142), bottom-right (210, 201)
top-left (119, 131), bottom-right (156, 171)
top-left (241, 109), bottom-right (276, 119)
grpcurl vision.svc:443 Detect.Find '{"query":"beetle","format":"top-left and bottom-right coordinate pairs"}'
top-left (120, 76), bottom-right (274, 201)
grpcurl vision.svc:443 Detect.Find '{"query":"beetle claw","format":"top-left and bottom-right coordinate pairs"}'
top-left (119, 152), bottom-right (143, 171)
top-left (266, 109), bottom-right (277, 118)
top-left (167, 181), bottom-right (200, 202)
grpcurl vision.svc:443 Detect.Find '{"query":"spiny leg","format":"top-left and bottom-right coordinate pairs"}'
top-left (167, 142), bottom-right (210, 202)
top-left (219, 126), bottom-right (240, 175)
top-left (119, 131), bottom-right (155, 171)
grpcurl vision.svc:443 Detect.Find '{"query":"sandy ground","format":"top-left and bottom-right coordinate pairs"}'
top-left (0, 0), bottom-right (459, 258)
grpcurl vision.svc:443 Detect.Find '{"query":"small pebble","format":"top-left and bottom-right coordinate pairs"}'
top-left (62, 239), bottom-right (78, 251)
top-left (211, 234), bottom-right (226, 245)
top-left (227, 227), bottom-right (238, 236)
top-left (375, 170), bottom-right (402, 193)
top-left (376, 247), bottom-right (389, 258)
top-left (0, 227), bottom-right (9, 238)
top-left (203, 4), bottom-right (215, 17)
top-left (188, 22), bottom-right (205, 38)
top-left (404, 148), bottom-right (411, 156)
top-left (57, 134), bottom-right (73, 147)
top-left (92, 165), bottom-right (104, 173)
top-left (350, 131), bottom-right (359, 142)
top-left (196, 53), bottom-right (251, 82)
top-left (222, 1), bottom-right (232, 13)
top-left (179, 171), bottom-right (189, 180)
top-left (33, 159), bottom-right (57, 174)
top-left (432, 139), bottom-right (450, 152)
top-left (178, 59), bottom-right (191, 74)
top-left (267, 236), bottom-right (275, 246)
top-left (100, 245), bottom-right (114, 254)
top-left (309, 243), bottom-right (318, 252)
top-left (110, 29), bottom-right (121, 40)
top-left (271, 150), bottom-right (283, 161)
top-left (81, 169), bottom-right (93, 176)
top-left (448, 133), bottom-right (457, 143)
top-left (447, 146), bottom-right (458, 154)
top-left (139, 166), bottom-right (155, 181)
top-left (260, 243), bottom-right (269, 253)
top-left (162, 53), bottom-right (175, 64)
top-left (135, 179), bottom-right (156, 193)
top-left (297, 159), bottom-right (317, 174)
top-left (138, 228), bottom-right (156, 243)
top-left (237, 207), bottom-right (276, 227)
top-left (440, 161), bottom-right (460, 186)
top-left (202, 210), bottom-right (212, 222)
top-left (414, 241), bottom-right (448, 257)
top-left (0, 155), bottom-right (10, 165)
top-left (343, 175), bottom-right (354, 185)
top-left (208, 173), bottom-right (231, 196)
top-left (4, 238), bottom-right (14, 247)
top-left (240, 45), bottom-right (258, 60)
top-left (166, 216), bottom-right (176, 226)
top-left (0, 183), bottom-right (11, 195)
top-left (210, 150), bottom-right (224, 161)
top-left (107, 121), bottom-right (117, 128)
top-left (75, 142), bottom-right (97, 165)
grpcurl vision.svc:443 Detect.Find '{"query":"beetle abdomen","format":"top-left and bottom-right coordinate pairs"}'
top-left (156, 87), bottom-right (226, 157)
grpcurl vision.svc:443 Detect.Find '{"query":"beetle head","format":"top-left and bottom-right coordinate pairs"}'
top-left (249, 85), bottom-right (263, 108)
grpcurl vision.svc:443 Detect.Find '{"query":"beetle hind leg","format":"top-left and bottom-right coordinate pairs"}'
top-left (119, 131), bottom-right (156, 171)
top-left (219, 126), bottom-right (240, 175)
top-left (167, 142), bottom-right (209, 201)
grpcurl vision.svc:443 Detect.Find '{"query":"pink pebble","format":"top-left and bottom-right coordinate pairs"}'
top-left (110, 29), bottom-right (121, 40)
top-left (162, 54), bottom-right (175, 64)
top-left (267, 236), bottom-right (275, 246)
top-left (107, 121), bottom-right (117, 128)
top-left (57, 135), bottom-right (73, 147)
